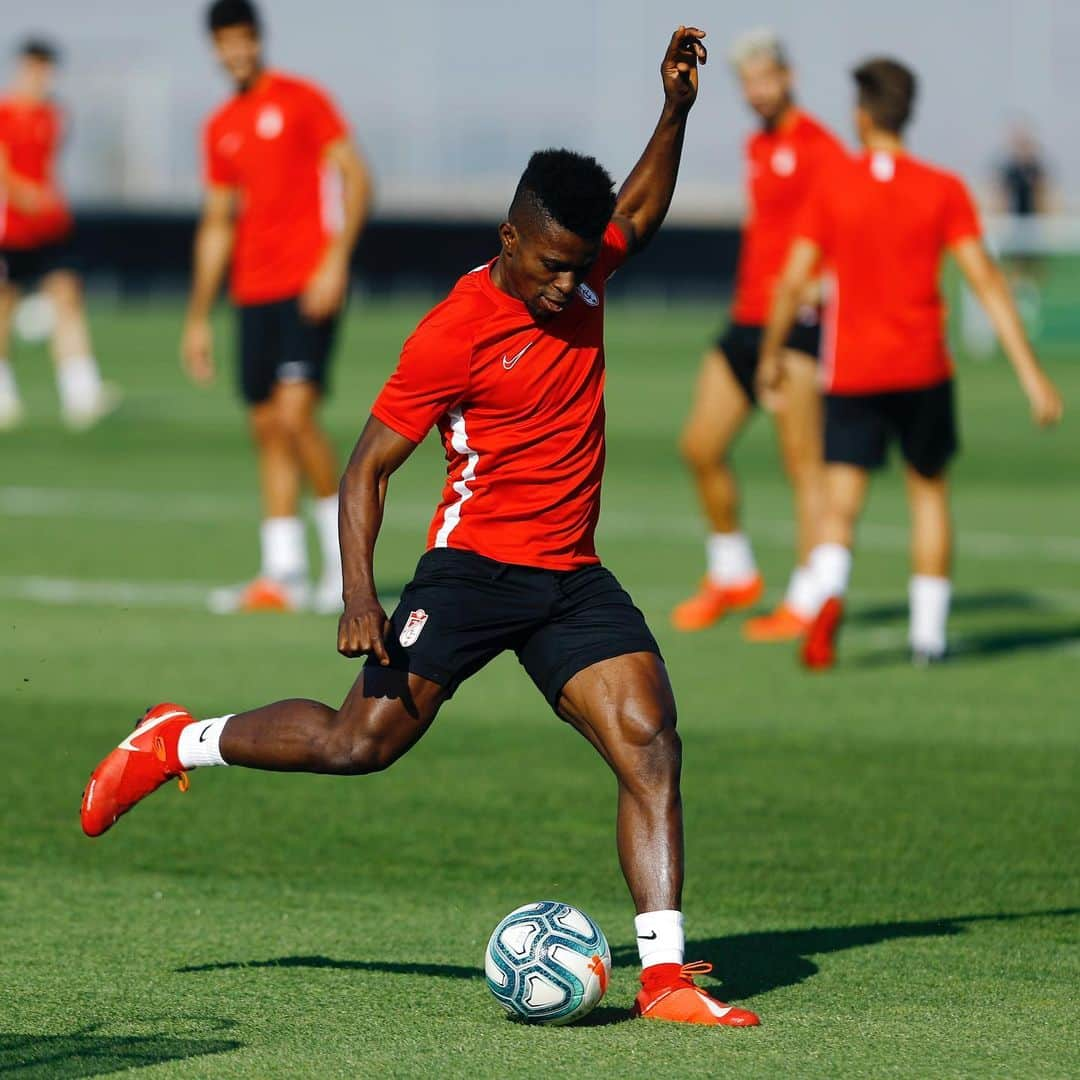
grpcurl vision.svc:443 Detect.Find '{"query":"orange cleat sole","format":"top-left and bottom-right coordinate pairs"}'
top-left (743, 603), bottom-right (812, 643)
top-left (671, 574), bottom-right (765, 631)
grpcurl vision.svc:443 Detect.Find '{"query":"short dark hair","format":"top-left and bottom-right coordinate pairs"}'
top-left (207, 0), bottom-right (261, 34)
top-left (853, 58), bottom-right (917, 134)
top-left (509, 149), bottom-right (616, 242)
top-left (18, 38), bottom-right (59, 64)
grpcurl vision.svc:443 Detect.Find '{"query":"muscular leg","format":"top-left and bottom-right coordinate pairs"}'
top-left (818, 463), bottom-right (871, 550)
top-left (0, 283), bottom-right (18, 356)
top-left (906, 467), bottom-right (951, 577)
top-left (272, 380), bottom-right (339, 499)
top-left (250, 399), bottom-right (302, 519)
top-left (555, 652), bottom-right (682, 913)
top-left (0, 285), bottom-right (20, 426)
top-left (42, 270), bottom-right (93, 361)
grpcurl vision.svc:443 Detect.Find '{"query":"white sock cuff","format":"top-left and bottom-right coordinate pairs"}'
top-left (909, 575), bottom-right (951, 654)
top-left (785, 565), bottom-right (818, 618)
top-left (809, 542), bottom-right (853, 599)
top-left (635, 909), bottom-right (685, 969)
top-left (313, 493), bottom-right (339, 525)
top-left (177, 715), bottom-right (233, 769)
top-left (706, 531), bottom-right (757, 586)
top-left (260, 516), bottom-right (308, 581)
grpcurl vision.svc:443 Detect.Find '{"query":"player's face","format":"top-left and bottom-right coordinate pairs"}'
top-left (16, 57), bottom-right (54, 100)
top-left (499, 219), bottom-right (602, 323)
top-left (737, 56), bottom-right (792, 126)
top-left (211, 25), bottom-right (263, 89)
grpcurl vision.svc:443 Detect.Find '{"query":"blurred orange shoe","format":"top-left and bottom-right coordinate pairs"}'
top-left (801, 596), bottom-right (845, 670)
top-left (633, 962), bottom-right (760, 1027)
top-left (743, 603), bottom-right (811, 642)
top-left (671, 574), bottom-right (764, 631)
top-left (208, 577), bottom-right (308, 614)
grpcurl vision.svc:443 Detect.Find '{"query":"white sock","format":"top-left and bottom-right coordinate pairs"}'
top-left (706, 531), bottom-right (757, 586)
top-left (784, 565), bottom-right (818, 619)
top-left (56, 355), bottom-right (104, 415)
top-left (312, 494), bottom-right (342, 586)
top-left (0, 358), bottom-right (19, 401)
top-left (909, 575), bottom-right (951, 656)
top-left (176, 715), bottom-right (232, 769)
top-left (635, 909), bottom-right (685, 969)
top-left (806, 542), bottom-right (852, 612)
top-left (260, 516), bottom-right (308, 582)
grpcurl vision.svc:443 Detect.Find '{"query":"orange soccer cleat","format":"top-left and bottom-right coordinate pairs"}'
top-left (671, 574), bottom-right (764, 631)
top-left (743, 602), bottom-right (812, 643)
top-left (633, 962), bottom-right (760, 1027)
top-left (208, 577), bottom-right (307, 614)
top-left (801, 596), bottom-right (845, 670)
top-left (81, 703), bottom-right (193, 838)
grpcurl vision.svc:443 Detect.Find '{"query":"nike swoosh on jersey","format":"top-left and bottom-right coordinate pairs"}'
top-left (502, 342), bottom-right (534, 370)
top-left (118, 710), bottom-right (186, 752)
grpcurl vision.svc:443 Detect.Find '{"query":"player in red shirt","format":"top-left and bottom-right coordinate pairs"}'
top-left (760, 58), bottom-right (1063, 669)
top-left (181, 0), bottom-right (373, 615)
top-left (81, 27), bottom-right (763, 1029)
top-left (673, 29), bottom-right (846, 640)
top-left (0, 39), bottom-right (118, 430)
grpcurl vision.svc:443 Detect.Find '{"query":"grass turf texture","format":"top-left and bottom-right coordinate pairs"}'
top-left (2, 298), bottom-right (1078, 1079)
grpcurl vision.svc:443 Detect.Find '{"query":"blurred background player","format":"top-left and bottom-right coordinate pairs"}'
top-left (672, 29), bottom-right (845, 640)
top-left (0, 38), bottom-right (118, 431)
top-left (760, 58), bottom-right (1064, 670)
top-left (181, 0), bottom-right (373, 614)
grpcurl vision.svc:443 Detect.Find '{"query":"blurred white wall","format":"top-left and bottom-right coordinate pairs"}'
top-left (4, 0), bottom-right (1078, 219)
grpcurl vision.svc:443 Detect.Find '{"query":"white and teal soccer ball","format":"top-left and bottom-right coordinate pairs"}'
top-left (484, 900), bottom-right (611, 1025)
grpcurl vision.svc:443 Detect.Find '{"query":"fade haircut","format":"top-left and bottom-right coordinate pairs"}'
top-left (207, 0), bottom-right (261, 34)
top-left (853, 57), bottom-right (917, 134)
top-left (18, 38), bottom-right (59, 64)
top-left (728, 27), bottom-right (789, 71)
top-left (509, 149), bottom-right (616, 242)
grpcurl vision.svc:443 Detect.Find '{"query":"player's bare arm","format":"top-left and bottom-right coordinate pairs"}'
top-left (299, 137), bottom-right (374, 321)
top-left (0, 145), bottom-right (57, 215)
top-left (611, 26), bottom-right (706, 253)
top-left (336, 415), bottom-right (418, 664)
top-left (758, 237), bottom-right (819, 408)
top-left (950, 236), bottom-right (1064, 427)
top-left (181, 184), bottom-right (235, 384)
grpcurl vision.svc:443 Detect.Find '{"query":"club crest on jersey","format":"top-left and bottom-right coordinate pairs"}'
top-left (399, 609), bottom-right (429, 647)
top-left (577, 282), bottom-right (599, 307)
top-left (256, 105), bottom-right (284, 140)
top-left (771, 146), bottom-right (797, 176)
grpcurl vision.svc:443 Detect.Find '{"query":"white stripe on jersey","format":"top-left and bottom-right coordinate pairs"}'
top-left (433, 407), bottom-right (479, 548)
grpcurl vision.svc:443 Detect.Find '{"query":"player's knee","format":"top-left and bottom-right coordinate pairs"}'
top-left (679, 429), bottom-right (719, 472)
top-left (327, 727), bottom-right (398, 776)
top-left (615, 705), bottom-right (681, 788)
top-left (276, 403), bottom-right (317, 443)
top-left (44, 272), bottom-right (82, 311)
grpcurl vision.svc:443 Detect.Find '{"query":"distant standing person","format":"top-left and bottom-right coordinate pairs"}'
top-left (182, 0), bottom-right (373, 614)
top-left (997, 124), bottom-right (1048, 219)
top-left (0, 39), bottom-right (118, 431)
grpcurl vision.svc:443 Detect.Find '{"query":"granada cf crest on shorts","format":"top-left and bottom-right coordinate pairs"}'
top-left (400, 609), bottom-right (429, 647)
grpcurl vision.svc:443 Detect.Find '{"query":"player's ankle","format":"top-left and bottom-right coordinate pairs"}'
top-left (636, 908), bottom-right (685, 971)
top-left (176, 716), bottom-right (233, 769)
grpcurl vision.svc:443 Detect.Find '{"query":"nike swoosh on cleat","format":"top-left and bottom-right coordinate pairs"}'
top-left (699, 993), bottom-right (733, 1019)
top-left (117, 709), bottom-right (186, 752)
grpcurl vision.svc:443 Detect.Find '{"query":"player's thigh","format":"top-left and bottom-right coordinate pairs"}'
top-left (893, 380), bottom-right (959, 481)
top-left (237, 301), bottom-right (284, 405)
top-left (279, 299), bottom-right (339, 398)
top-left (680, 348), bottom-right (753, 464)
top-left (773, 349), bottom-right (823, 475)
top-left (39, 268), bottom-right (83, 311)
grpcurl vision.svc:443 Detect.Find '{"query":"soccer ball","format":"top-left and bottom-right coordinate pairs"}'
top-left (484, 900), bottom-right (611, 1025)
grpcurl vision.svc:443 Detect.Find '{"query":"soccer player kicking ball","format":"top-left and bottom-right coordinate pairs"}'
top-left (83, 27), bottom-right (760, 1029)
top-left (760, 58), bottom-right (1064, 670)
top-left (0, 39), bottom-right (118, 431)
top-left (182, 0), bottom-right (373, 614)
top-left (673, 29), bottom-right (846, 639)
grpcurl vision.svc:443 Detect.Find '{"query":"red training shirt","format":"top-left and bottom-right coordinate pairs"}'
top-left (373, 221), bottom-right (630, 570)
top-left (732, 109), bottom-right (846, 325)
top-left (797, 149), bottom-right (982, 394)
top-left (0, 96), bottom-right (72, 249)
top-left (203, 70), bottom-right (348, 305)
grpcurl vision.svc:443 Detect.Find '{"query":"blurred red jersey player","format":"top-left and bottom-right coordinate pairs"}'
top-left (181, 0), bottom-right (373, 615)
top-left (673, 29), bottom-right (846, 640)
top-left (0, 38), bottom-right (118, 430)
top-left (761, 58), bottom-right (1063, 669)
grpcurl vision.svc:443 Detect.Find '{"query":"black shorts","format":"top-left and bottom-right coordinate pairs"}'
top-left (716, 318), bottom-right (821, 405)
top-left (373, 548), bottom-right (663, 709)
top-left (825, 379), bottom-right (958, 478)
top-left (237, 297), bottom-right (339, 405)
top-left (0, 236), bottom-right (80, 289)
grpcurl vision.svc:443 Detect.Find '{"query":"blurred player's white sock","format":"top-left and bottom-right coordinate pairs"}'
top-left (635, 909), bottom-right (685, 969)
top-left (784, 565), bottom-right (818, 618)
top-left (177, 715), bottom-right (233, 769)
top-left (0, 358), bottom-right (23, 428)
top-left (909, 575), bottom-right (950, 657)
top-left (807, 543), bottom-right (852, 610)
top-left (707, 531), bottom-right (757, 586)
top-left (312, 494), bottom-right (342, 582)
top-left (56, 355), bottom-right (104, 418)
top-left (260, 516), bottom-right (308, 582)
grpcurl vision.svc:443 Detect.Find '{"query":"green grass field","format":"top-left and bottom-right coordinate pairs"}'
top-left (2, 298), bottom-right (1078, 1079)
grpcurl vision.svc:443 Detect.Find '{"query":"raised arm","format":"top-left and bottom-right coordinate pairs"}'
top-left (336, 415), bottom-right (419, 664)
top-left (951, 236), bottom-right (1063, 426)
top-left (180, 185), bottom-right (235, 385)
top-left (612, 26), bottom-right (706, 254)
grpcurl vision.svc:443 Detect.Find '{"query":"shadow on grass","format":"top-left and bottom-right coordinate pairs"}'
top-left (177, 954), bottom-right (480, 979)
top-left (0, 1021), bottom-right (241, 1079)
top-left (846, 590), bottom-right (1048, 627)
top-left (851, 624), bottom-right (1080, 668)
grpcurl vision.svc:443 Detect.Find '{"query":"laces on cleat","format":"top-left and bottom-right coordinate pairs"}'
top-left (680, 961), bottom-right (713, 980)
top-left (177, 772), bottom-right (190, 793)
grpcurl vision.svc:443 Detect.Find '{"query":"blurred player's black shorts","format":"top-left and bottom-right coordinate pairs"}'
top-left (824, 379), bottom-right (958, 478)
top-left (716, 318), bottom-right (821, 405)
top-left (373, 548), bottom-right (663, 709)
top-left (0, 233), bottom-right (81, 289)
top-left (237, 297), bottom-right (339, 404)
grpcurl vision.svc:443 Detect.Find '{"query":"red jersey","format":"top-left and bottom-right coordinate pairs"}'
top-left (203, 70), bottom-right (348, 305)
top-left (0, 96), bottom-right (72, 249)
top-left (732, 109), bottom-right (846, 324)
top-left (797, 149), bottom-right (981, 394)
top-left (373, 222), bottom-right (630, 570)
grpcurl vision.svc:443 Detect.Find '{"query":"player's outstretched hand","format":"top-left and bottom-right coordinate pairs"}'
top-left (338, 594), bottom-right (392, 663)
top-left (181, 317), bottom-right (215, 385)
top-left (661, 26), bottom-right (707, 113)
top-left (1024, 370), bottom-right (1064, 427)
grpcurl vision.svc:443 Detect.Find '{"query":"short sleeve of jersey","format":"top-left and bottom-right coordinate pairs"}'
top-left (593, 219), bottom-right (631, 281)
top-left (943, 175), bottom-right (981, 246)
top-left (371, 308), bottom-right (473, 443)
top-left (203, 118), bottom-right (235, 187)
top-left (302, 83), bottom-right (349, 149)
top-left (795, 183), bottom-right (831, 253)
